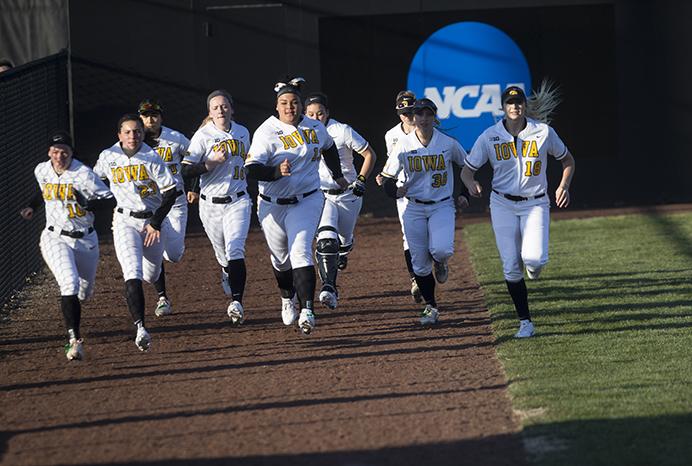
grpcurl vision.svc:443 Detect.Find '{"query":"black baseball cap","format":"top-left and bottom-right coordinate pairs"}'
top-left (501, 86), bottom-right (527, 105)
top-left (304, 92), bottom-right (328, 108)
top-left (395, 90), bottom-right (416, 115)
top-left (138, 99), bottom-right (163, 115)
top-left (49, 131), bottom-right (73, 150)
top-left (413, 98), bottom-right (438, 114)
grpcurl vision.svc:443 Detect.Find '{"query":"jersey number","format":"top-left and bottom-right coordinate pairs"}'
top-left (311, 147), bottom-right (319, 162)
top-left (524, 161), bottom-right (542, 177)
top-left (232, 166), bottom-right (245, 180)
top-left (168, 164), bottom-right (178, 175)
top-left (432, 172), bottom-right (448, 188)
top-left (67, 204), bottom-right (86, 218)
top-left (137, 181), bottom-right (158, 199)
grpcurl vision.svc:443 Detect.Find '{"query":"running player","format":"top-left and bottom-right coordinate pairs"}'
top-left (377, 91), bottom-right (422, 303)
top-left (181, 90), bottom-right (252, 325)
top-left (304, 92), bottom-right (377, 310)
top-left (245, 76), bottom-right (347, 334)
top-left (20, 131), bottom-right (114, 360)
top-left (138, 99), bottom-right (191, 317)
top-left (94, 114), bottom-right (177, 351)
top-left (461, 84), bottom-right (576, 338)
top-left (381, 98), bottom-right (468, 325)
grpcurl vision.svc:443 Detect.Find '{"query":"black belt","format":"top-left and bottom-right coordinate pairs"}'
top-left (323, 188), bottom-right (347, 195)
top-left (493, 190), bottom-right (546, 202)
top-left (259, 188), bottom-right (318, 205)
top-left (407, 196), bottom-right (451, 205)
top-left (48, 226), bottom-right (94, 239)
top-left (201, 191), bottom-right (246, 204)
top-left (116, 207), bottom-right (153, 219)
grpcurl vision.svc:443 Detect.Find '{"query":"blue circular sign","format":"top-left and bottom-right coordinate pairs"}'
top-left (407, 22), bottom-right (531, 150)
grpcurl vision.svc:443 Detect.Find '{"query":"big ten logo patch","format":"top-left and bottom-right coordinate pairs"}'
top-left (407, 22), bottom-right (531, 149)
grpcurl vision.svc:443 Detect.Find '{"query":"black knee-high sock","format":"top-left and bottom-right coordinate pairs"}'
top-left (60, 295), bottom-right (81, 340)
top-left (404, 249), bottom-right (415, 279)
top-left (414, 273), bottom-right (437, 308)
top-left (153, 262), bottom-right (167, 298)
top-left (272, 267), bottom-right (295, 299)
top-left (293, 265), bottom-right (316, 311)
top-left (225, 259), bottom-right (247, 304)
top-left (506, 279), bottom-right (531, 321)
top-left (125, 279), bottom-right (146, 325)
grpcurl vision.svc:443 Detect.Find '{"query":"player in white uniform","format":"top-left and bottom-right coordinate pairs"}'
top-left (181, 90), bottom-right (252, 325)
top-left (461, 86), bottom-right (576, 338)
top-left (138, 99), bottom-right (192, 317)
top-left (245, 77), bottom-right (348, 334)
top-left (381, 98), bottom-right (468, 325)
top-left (20, 131), bottom-right (114, 360)
top-left (304, 92), bottom-right (377, 310)
top-left (377, 91), bottom-right (422, 303)
top-left (94, 114), bottom-right (177, 351)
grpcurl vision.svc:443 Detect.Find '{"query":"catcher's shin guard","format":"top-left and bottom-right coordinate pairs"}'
top-left (316, 237), bottom-right (340, 289)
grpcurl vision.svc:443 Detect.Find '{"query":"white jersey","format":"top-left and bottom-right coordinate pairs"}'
top-left (466, 117), bottom-right (568, 197)
top-left (318, 118), bottom-right (368, 189)
top-left (384, 122), bottom-right (411, 185)
top-left (382, 128), bottom-right (467, 202)
top-left (149, 126), bottom-right (190, 194)
top-left (94, 142), bottom-right (176, 212)
top-left (246, 115), bottom-right (334, 198)
top-left (34, 159), bottom-right (112, 232)
top-left (184, 121), bottom-right (250, 197)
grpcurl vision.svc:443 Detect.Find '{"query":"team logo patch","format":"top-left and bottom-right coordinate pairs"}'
top-left (407, 22), bottom-right (531, 149)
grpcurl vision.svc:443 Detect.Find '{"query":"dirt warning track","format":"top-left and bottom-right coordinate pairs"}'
top-left (0, 217), bottom-right (526, 466)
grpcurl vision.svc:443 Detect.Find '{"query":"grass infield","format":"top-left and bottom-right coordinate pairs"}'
top-left (463, 211), bottom-right (692, 466)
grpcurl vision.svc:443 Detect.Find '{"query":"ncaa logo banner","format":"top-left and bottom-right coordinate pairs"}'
top-left (407, 22), bottom-right (531, 150)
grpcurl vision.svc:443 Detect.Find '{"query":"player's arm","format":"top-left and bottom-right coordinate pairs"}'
top-left (321, 143), bottom-right (346, 183)
top-left (244, 160), bottom-right (284, 181)
top-left (460, 165), bottom-right (482, 198)
top-left (555, 151), bottom-right (575, 208)
top-left (20, 187), bottom-right (43, 220)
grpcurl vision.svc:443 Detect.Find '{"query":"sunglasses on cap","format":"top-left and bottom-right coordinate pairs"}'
top-left (138, 101), bottom-right (162, 114)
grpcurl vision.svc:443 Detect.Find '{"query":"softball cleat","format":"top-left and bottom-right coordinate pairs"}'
top-left (227, 300), bottom-right (245, 325)
top-left (298, 309), bottom-right (315, 335)
top-left (135, 326), bottom-right (151, 352)
top-left (433, 260), bottom-right (449, 284)
top-left (154, 297), bottom-right (173, 317)
top-left (514, 319), bottom-right (535, 338)
top-left (410, 278), bottom-right (423, 303)
top-left (526, 266), bottom-right (542, 280)
top-left (281, 295), bottom-right (299, 326)
top-left (419, 304), bottom-right (439, 326)
top-left (65, 338), bottom-right (84, 361)
top-left (319, 286), bottom-right (338, 310)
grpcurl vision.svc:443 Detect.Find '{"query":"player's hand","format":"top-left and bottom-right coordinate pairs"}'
top-left (143, 224), bottom-right (161, 247)
top-left (20, 207), bottom-right (34, 220)
top-left (375, 174), bottom-right (384, 186)
top-left (555, 186), bottom-right (570, 208)
top-left (396, 185), bottom-right (408, 198)
top-left (349, 176), bottom-right (366, 196)
top-left (187, 191), bottom-right (199, 204)
top-left (205, 147), bottom-right (226, 171)
top-left (335, 177), bottom-right (349, 189)
top-left (456, 194), bottom-right (470, 209)
top-left (468, 181), bottom-right (483, 198)
top-left (279, 158), bottom-right (291, 176)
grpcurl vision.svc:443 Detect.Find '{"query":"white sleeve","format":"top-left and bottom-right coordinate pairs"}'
top-left (84, 169), bottom-right (113, 199)
top-left (246, 128), bottom-right (273, 165)
top-left (93, 152), bottom-right (107, 179)
top-left (465, 135), bottom-right (489, 171)
top-left (346, 125), bottom-right (369, 154)
top-left (183, 132), bottom-right (205, 164)
top-left (381, 149), bottom-right (403, 179)
top-left (547, 127), bottom-right (568, 160)
top-left (179, 132), bottom-right (191, 152)
top-left (451, 139), bottom-right (467, 166)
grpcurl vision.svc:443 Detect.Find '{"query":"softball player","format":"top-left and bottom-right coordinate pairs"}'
top-left (377, 91), bottom-right (422, 303)
top-left (181, 90), bottom-right (252, 325)
top-left (461, 85), bottom-right (576, 338)
top-left (245, 77), bottom-right (347, 334)
top-left (381, 98), bottom-right (468, 325)
top-left (138, 99), bottom-right (191, 317)
top-left (94, 114), bottom-right (177, 351)
top-left (304, 92), bottom-right (377, 310)
top-left (20, 131), bottom-right (113, 360)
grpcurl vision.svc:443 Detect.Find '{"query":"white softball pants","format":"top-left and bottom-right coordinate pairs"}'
top-left (161, 196), bottom-right (188, 263)
top-left (112, 212), bottom-right (166, 283)
top-left (258, 191), bottom-right (325, 271)
top-left (490, 191), bottom-right (550, 282)
top-left (40, 228), bottom-right (99, 300)
top-left (401, 198), bottom-right (456, 276)
top-left (317, 191), bottom-right (363, 244)
top-left (199, 195), bottom-right (252, 266)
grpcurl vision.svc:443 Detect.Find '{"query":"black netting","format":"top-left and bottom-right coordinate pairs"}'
top-left (0, 51), bottom-right (70, 307)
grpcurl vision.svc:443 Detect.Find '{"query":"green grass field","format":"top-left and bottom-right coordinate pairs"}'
top-left (463, 211), bottom-right (692, 466)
